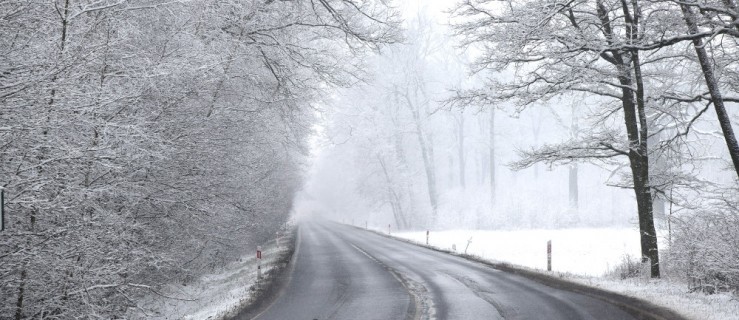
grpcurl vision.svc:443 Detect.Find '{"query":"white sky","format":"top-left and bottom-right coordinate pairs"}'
top-left (399, 0), bottom-right (456, 22)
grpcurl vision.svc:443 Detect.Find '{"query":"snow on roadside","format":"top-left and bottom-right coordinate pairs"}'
top-left (130, 239), bottom-right (290, 320)
top-left (568, 276), bottom-right (739, 320)
top-left (392, 228), bottom-right (739, 320)
top-left (395, 228), bottom-right (641, 277)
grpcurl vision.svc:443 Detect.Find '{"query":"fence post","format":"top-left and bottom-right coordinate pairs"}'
top-left (547, 240), bottom-right (552, 271)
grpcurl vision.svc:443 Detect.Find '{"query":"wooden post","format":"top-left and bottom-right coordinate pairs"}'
top-left (547, 240), bottom-right (552, 271)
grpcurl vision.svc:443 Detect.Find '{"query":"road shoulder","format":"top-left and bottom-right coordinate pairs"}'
top-left (351, 224), bottom-right (689, 320)
top-left (228, 227), bottom-right (299, 320)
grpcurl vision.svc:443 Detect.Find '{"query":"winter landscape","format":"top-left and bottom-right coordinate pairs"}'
top-left (2, 0), bottom-right (739, 319)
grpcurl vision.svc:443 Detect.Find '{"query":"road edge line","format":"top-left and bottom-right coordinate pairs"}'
top-left (349, 242), bottom-right (431, 320)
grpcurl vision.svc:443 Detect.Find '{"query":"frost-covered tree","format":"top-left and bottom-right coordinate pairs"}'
top-left (0, 0), bottom-right (399, 317)
top-left (449, 0), bottom-right (734, 278)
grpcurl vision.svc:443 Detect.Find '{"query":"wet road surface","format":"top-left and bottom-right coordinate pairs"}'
top-left (249, 221), bottom-right (638, 320)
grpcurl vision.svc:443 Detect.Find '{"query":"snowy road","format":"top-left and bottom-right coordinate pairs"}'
top-left (244, 221), bottom-right (657, 320)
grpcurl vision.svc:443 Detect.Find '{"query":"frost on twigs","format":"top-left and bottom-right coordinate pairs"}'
top-left (0, 0), bottom-right (400, 318)
top-left (510, 128), bottom-right (627, 171)
top-left (669, 187), bottom-right (739, 295)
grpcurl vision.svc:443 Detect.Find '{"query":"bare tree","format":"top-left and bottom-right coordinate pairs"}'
top-left (450, 0), bottom-right (689, 277)
top-left (676, 0), bottom-right (739, 181)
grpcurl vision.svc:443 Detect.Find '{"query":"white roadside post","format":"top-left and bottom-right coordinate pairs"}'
top-left (547, 240), bottom-right (552, 272)
top-left (276, 231), bottom-right (280, 249)
top-left (388, 224), bottom-right (391, 235)
top-left (426, 230), bottom-right (429, 245)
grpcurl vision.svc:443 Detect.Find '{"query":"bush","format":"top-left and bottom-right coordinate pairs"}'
top-left (668, 196), bottom-right (739, 294)
top-left (607, 254), bottom-right (648, 280)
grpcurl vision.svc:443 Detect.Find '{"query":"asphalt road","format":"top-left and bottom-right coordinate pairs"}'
top-left (248, 221), bottom-right (646, 320)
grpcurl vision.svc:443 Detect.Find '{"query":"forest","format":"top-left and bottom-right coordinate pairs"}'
top-left (0, 0), bottom-right (398, 318)
top-left (2, 0), bottom-right (739, 318)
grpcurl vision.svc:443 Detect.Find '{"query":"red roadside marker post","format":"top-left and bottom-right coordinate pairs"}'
top-left (547, 240), bottom-right (552, 271)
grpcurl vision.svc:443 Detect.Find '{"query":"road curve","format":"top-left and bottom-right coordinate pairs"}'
top-left (244, 221), bottom-right (648, 320)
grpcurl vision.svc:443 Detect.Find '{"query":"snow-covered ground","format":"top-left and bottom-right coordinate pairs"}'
top-left (129, 239), bottom-right (290, 320)
top-left (393, 228), bottom-right (739, 320)
top-left (572, 276), bottom-right (739, 320)
top-left (395, 228), bottom-right (641, 276)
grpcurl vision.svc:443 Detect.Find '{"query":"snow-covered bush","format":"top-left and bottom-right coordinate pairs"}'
top-left (606, 254), bottom-right (646, 280)
top-left (669, 191), bottom-right (739, 294)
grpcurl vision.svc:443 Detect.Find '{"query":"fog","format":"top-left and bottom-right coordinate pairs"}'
top-left (294, 2), bottom-right (736, 233)
top-left (4, 1), bottom-right (739, 316)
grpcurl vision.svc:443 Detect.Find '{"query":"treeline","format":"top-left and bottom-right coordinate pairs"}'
top-left (0, 0), bottom-right (398, 318)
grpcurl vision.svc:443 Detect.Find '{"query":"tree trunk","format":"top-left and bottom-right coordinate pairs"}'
top-left (489, 108), bottom-right (496, 205)
top-left (595, 0), bottom-right (660, 278)
top-left (458, 113), bottom-right (466, 189)
top-left (404, 90), bottom-right (438, 219)
top-left (648, 123), bottom-right (666, 219)
top-left (569, 107), bottom-right (579, 214)
top-left (448, 153), bottom-right (454, 188)
top-left (627, 0), bottom-right (660, 277)
top-left (568, 164), bottom-right (578, 211)
top-left (15, 269), bottom-right (26, 320)
top-left (531, 116), bottom-right (542, 180)
top-left (378, 155), bottom-right (408, 229)
top-left (680, 2), bottom-right (739, 181)
top-left (621, 68), bottom-right (659, 278)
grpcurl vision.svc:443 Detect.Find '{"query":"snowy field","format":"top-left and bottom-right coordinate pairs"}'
top-left (395, 228), bottom-right (642, 276)
top-left (129, 239), bottom-right (290, 320)
top-left (393, 228), bottom-right (739, 320)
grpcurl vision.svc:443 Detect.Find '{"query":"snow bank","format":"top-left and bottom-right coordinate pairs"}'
top-left (571, 277), bottom-right (739, 320)
top-left (130, 237), bottom-right (291, 319)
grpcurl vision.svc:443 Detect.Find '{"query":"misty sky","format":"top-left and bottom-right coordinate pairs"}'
top-left (294, 0), bottom-right (735, 232)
